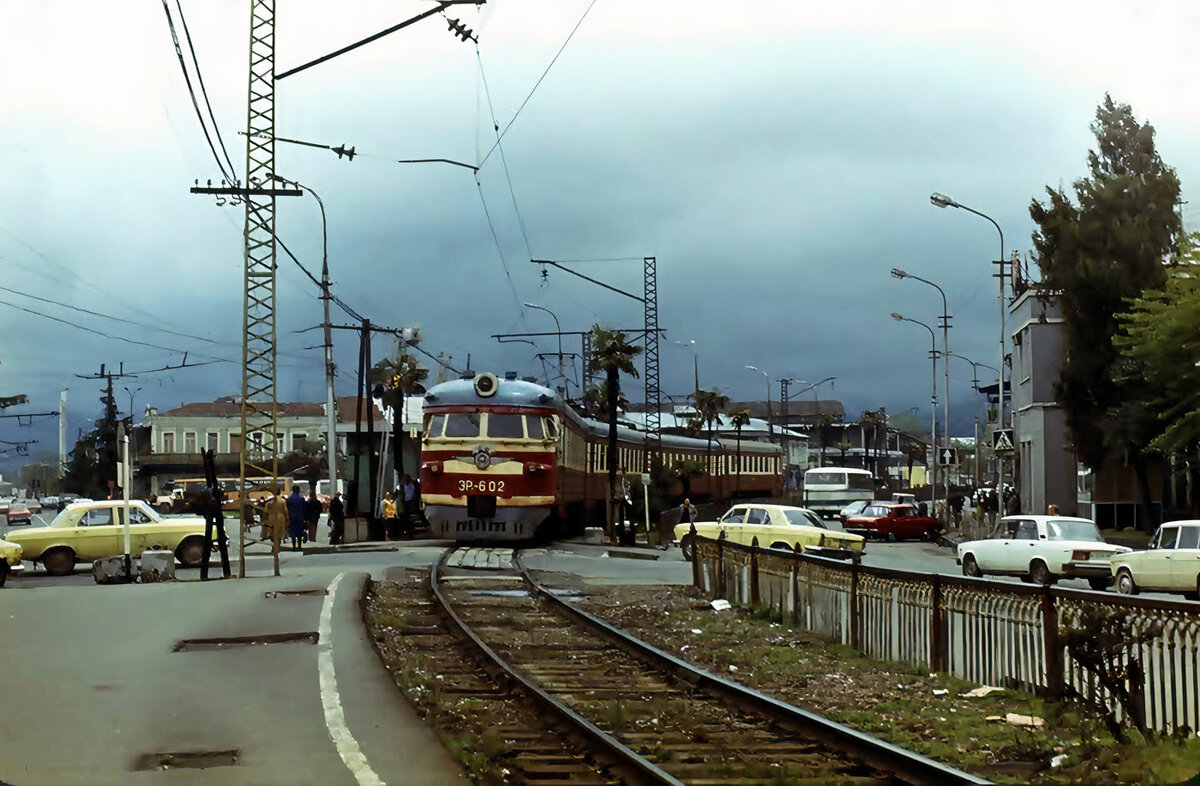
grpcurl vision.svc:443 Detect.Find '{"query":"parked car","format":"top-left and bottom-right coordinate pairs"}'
top-left (0, 538), bottom-right (22, 586)
top-left (675, 503), bottom-right (865, 562)
top-left (838, 499), bottom-right (871, 524)
top-left (38, 495), bottom-right (61, 511)
top-left (18, 498), bottom-right (41, 515)
top-left (957, 515), bottom-right (1130, 589)
top-left (0, 497), bottom-right (12, 515)
top-left (1111, 520), bottom-right (1200, 599)
top-left (6, 499), bottom-right (32, 524)
top-left (5, 499), bottom-right (215, 576)
top-left (844, 503), bottom-right (938, 542)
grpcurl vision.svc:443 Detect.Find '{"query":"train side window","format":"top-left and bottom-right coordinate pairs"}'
top-left (426, 415), bottom-right (446, 438)
top-left (487, 414), bottom-right (525, 439)
top-left (445, 413), bottom-right (481, 438)
top-left (541, 417), bottom-right (558, 440)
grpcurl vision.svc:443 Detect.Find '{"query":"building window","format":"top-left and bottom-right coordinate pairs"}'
top-left (183, 432), bottom-right (197, 454)
top-left (207, 432), bottom-right (219, 452)
top-left (162, 432), bottom-right (176, 453)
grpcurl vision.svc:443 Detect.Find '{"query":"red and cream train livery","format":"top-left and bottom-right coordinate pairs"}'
top-left (420, 372), bottom-right (784, 542)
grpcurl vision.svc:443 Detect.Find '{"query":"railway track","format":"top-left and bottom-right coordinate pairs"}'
top-left (428, 546), bottom-right (991, 785)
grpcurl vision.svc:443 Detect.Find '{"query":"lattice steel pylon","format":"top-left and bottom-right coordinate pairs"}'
top-left (643, 256), bottom-right (660, 470)
top-left (238, 0), bottom-right (280, 578)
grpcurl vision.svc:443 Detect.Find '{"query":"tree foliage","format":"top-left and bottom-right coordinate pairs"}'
top-left (370, 345), bottom-right (429, 478)
top-left (62, 384), bottom-right (119, 496)
top-left (690, 388), bottom-right (731, 476)
top-left (588, 325), bottom-right (642, 539)
top-left (1030, 95), bottom-right (1181, 477)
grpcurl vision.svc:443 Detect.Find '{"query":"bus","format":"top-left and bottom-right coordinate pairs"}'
top-left (803, 467), bottom-right (875, 520)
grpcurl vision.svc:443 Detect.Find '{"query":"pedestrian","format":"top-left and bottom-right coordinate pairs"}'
top-left (328, 491), bottom-right (345, 545)
top-left (1046, 503), bottom-right (1060, 516)
top-left (264, 492), bottom-right (288, 552)
top-left (400, 475), bottom-right (418, 537)
top-left (199, 484), bottom-right (231, 581)
top-left (917, 499), bottom-right (928, 518)
top-left (286, 486), bottom-right (306, 551)
top-left (379, 491), bottom-right (396, 540)
top-left (678, 498), bottom-right (697, 527)
top-left (1004, 491), bottom-right (1019, 516)
top-left (305, 489), bottom-right (322, 543)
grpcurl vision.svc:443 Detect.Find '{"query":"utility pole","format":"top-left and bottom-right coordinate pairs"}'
top-left (59, 390), bottom-right (67, 479)
top-left (322, 259), bottom-right (338, 516)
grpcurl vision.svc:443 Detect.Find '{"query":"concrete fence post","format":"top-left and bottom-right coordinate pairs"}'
top-left (930, 575), bottom-right (946, 673)
top-left (750, 536), bottom-right (761, 606)
top-left (690, 524), bottom-right (701, 590)
top-left (1041, 585), bottom-right (1064, 699)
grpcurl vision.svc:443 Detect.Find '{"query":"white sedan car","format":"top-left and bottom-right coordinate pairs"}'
top-left (957, 515), bottom-right (1130, 590)
top-left (1111, 521), bottom-right (1200, 599)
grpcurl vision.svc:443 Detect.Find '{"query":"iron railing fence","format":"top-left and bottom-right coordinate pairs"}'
top-left (691, 532), bottom-right (1200, 735)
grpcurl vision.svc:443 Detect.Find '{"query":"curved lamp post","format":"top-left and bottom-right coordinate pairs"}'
top-left (744, 365), bottom-right (774, 439)
top-left (930, 191), bottom-right (1006, 492)
top-left (673, 339), bottom-right (699, 392)
top-left (522, 302), bottom-right (565, 393)
top-left (892, 312), bottom-right (939, 520)
top-left (892, 267), bottom-right (951, 522)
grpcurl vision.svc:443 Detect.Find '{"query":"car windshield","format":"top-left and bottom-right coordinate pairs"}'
top-left (784, 509), bottom-right (826, 529)
top-left (1046, 519), bottom-right (1102, 542)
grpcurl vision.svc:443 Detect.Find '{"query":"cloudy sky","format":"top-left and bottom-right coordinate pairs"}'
top-left (2, 0), bottom-right (1199, 474)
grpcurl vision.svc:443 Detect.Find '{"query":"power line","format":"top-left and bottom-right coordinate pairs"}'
top-left (0, 283), bottom-right (220, 345)
top-left (174, 0), bottom-right (238, 180)
top-left (477, 0), bottom-right (598, 169)
top-left (160, 0), bottom-right (232, 181)
top-left (474, 178), bottom-right (524, 310)
top-left (0, 297), bottom-right (232, 360)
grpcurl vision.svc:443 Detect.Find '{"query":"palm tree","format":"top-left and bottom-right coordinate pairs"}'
top-left (859, 410), bottom-right (882, 475)
top-left (587, 325), bottom-right (642, 541)
top-left (836, 441), bottom-right (852, 464)
top-left (690, 388), bottom-right (731, 478)
top-left (370, 348), bottom-right (429, 479)
top-left (671, 458), bottom-right (707, 501)
top-left (731, 410), bottom-right (751, 481)
top-left (817, 413), bottom-right (836, 467)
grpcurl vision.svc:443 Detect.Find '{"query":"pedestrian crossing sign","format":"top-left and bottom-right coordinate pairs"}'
top-left (993, 428), bottom-right (1015, 453)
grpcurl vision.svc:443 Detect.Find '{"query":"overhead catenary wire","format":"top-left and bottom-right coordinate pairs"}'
top-left (477, 0), bottom-right (599, 170)
top-left (476, 47), bottom-right (532, 259)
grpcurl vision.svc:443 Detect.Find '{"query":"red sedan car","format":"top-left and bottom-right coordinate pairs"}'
top-left (845, 503), bottom-right (938, 542)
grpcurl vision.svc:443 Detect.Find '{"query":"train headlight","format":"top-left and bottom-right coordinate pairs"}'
top-left (474, 372), bottom-right (499, 397)
top-left (473, 447), bottom-right (492, 470)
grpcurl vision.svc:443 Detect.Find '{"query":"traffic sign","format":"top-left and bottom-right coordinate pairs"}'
top-left (993, 428), bottom-right (1015, 453)
top-left (938, 447), bottom-right (959, 466)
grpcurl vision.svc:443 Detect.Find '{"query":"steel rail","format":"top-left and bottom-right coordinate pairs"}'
top-left (516, 555), bottom-right (992, 786)
top-left (430, 549), bottom-right (681, 786)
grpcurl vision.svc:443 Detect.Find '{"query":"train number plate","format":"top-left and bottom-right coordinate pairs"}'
top-left (457, 479), bottom-right (506, 493)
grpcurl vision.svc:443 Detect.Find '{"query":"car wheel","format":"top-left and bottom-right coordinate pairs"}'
top-left (175, 536), bottom-right (207, 568)
top-left (1029, 560), bottom-right (1055, 585)
top-left (921, 528), bottom-right (937, 542)
top-left (962, 554), bottom-right (982, 578)
top-left (770, 542), bottom-right (792, 552)
top-left (1115, 569), bottom-right (1138, 596)
top-left (42, 548), bottom-right (76, 577)
top-left (1087, 577), bottom-right (1111, 592)
top-left (885, 531), bottom-right (897, 543)
top-left (158, 503), bottom-right (171, 515)
top-left (680, 535), bottom-right (695, 562)
top-left (0, 561), bottom-right (8, 587)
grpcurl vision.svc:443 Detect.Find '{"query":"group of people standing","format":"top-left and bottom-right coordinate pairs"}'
top-left (260, 486), bottom-right (347, 551)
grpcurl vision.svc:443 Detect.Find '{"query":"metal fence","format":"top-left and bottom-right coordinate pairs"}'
top-left (692, 533), bottom-right (1200, 735)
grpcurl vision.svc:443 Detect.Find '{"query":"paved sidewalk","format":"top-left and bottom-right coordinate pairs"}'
top-left (0, 557), bottom-right (465, 785)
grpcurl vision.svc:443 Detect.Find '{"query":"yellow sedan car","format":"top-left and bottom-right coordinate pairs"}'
top-left (6, 500), bottom-right (213, 576)
top-left (0, 539), bottom-right (22, 586)
top-left (675, 503), bottom-right (865, 562)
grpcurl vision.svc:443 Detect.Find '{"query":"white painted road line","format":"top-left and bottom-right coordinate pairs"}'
top-left (320, 572), bottom-right (385, 786)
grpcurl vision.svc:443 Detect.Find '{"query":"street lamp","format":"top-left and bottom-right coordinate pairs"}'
top-left (930, 191), bottom-right (1006, 492)
top-left (522, 302), bottom-right (565, 394)
top-left (744, 365), bottom-right (774, 439)
top-left (892, 312), bottom-right (939, 521)
top-left (892, 267), bottom-right (951, 522)
top-left (672, 339), bottom-right (699, 392)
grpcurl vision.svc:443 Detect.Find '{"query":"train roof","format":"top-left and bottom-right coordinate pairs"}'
top-left (424, 377), bottom-right (562, 409)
